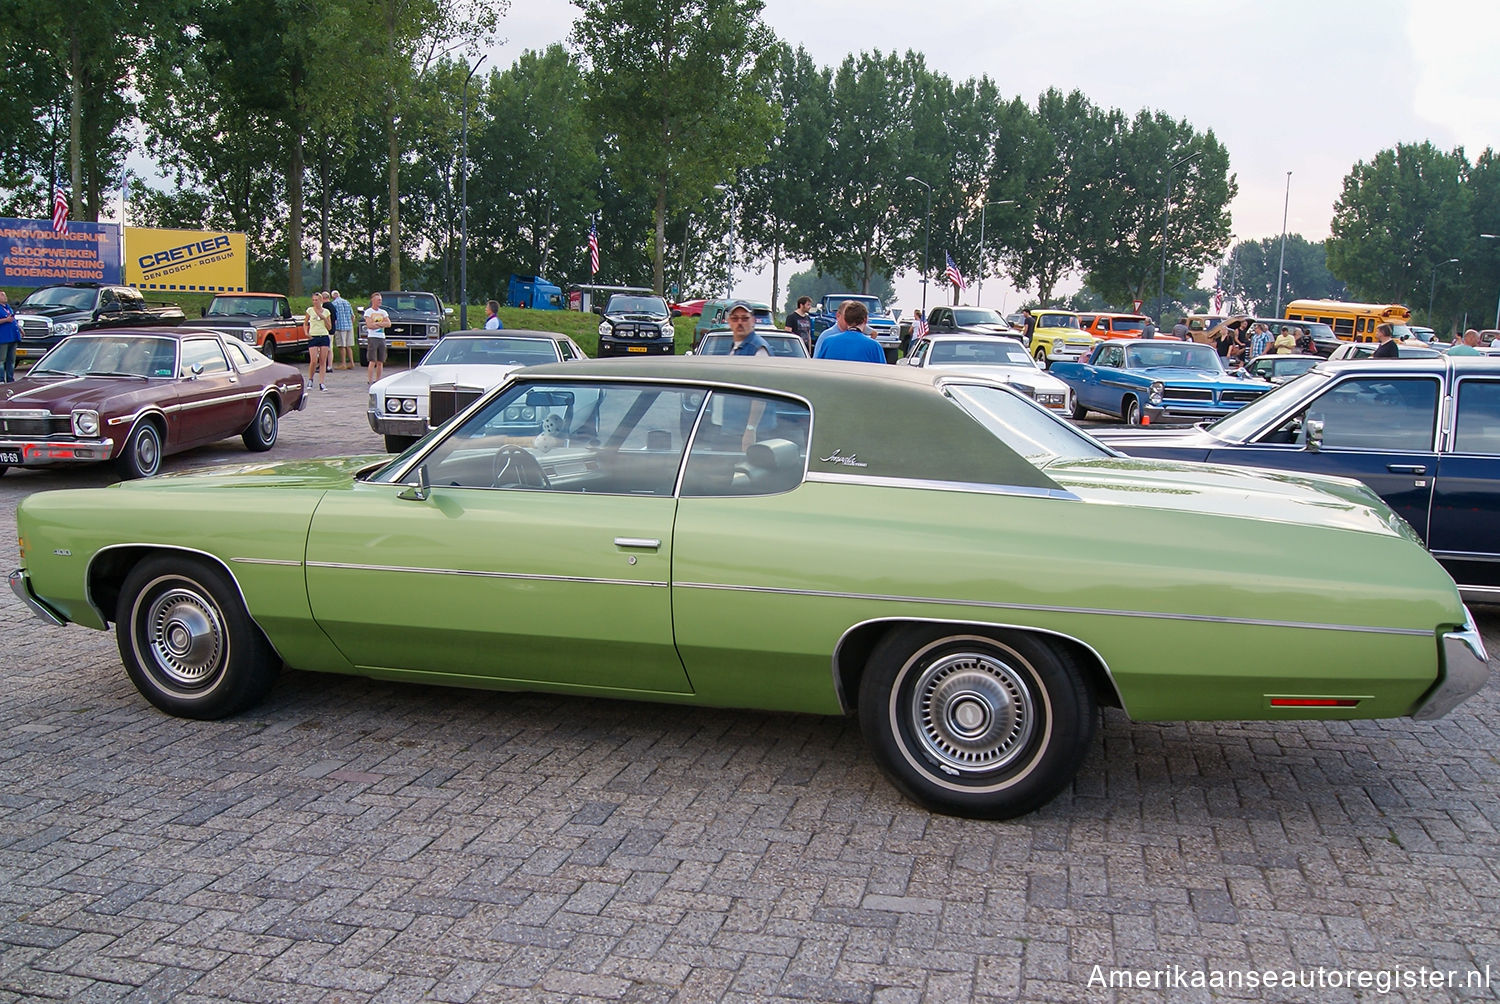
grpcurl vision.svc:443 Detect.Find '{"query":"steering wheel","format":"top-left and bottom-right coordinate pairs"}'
top-left (492, 444), bottom-right (549, 488)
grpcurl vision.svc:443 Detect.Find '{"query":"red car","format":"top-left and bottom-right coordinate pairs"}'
top-left (0, 328), bottom-right (306, 479)
top-left (670, 298), bottom-right (707, 317)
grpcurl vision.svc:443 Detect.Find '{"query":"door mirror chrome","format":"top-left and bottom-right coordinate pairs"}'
top-left (1306, 417), bottom-right (1324, 452)
top-left (398, 464), bottom-right (431, 502)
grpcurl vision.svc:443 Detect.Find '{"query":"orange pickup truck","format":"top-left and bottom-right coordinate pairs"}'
top-left (192, 292), bottom-right (310, 362)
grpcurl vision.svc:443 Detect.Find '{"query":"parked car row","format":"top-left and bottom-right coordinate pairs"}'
top-left (10, 355), bottom-right (1488, 824)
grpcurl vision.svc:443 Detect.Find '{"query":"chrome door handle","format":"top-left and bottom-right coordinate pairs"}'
top-left (614, 537), bottom-right (661, 550)
top-left (1387, 464), bottom-right (1427, 475)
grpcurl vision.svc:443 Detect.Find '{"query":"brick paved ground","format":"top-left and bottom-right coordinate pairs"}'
top-left (1, 365), bottom-right (1497, 1002)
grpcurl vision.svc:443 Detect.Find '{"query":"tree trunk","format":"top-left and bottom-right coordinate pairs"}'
top-left (387, 107), bottom-right (400, 289)
top-left (320, 154), bottom-right (331, 291)
top-left (653, 182), bottom-right (667, 295)
top-left (69, 31), bottom-right (82, 221)
top-left (288, 132), bottom-right (304, 297)
top-left (769, 235), bottom-right (780, 315)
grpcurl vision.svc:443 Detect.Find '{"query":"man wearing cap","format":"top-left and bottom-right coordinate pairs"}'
top-left (725, 300), bottom-right (769, 357)
top-left (813, 300), bottom-right (885, 363)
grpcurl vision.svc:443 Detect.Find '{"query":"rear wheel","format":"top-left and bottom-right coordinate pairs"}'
top-left (115, 554), bottom-right (279, 719)
top-left (116, 421), bottom-right (163, 479)
top-left (242, 398), bottom-right (278, 452)
top-left (859, 626), bottom-right (1096, 819)
top-left (1124, 396), bottom-right (1142, 426)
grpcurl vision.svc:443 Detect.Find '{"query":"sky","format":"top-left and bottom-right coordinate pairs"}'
top-left (496, 0), bottom-right (1498, 314)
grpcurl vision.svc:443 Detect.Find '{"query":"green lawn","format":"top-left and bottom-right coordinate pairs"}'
top-left (1, 286), bottom-right (704, 357)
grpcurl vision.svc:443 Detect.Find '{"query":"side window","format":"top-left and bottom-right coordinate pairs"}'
top-left (1099, 346), bottom-right (1124, 368)
top-left (1261, 377), bottom-right (1438, 450)
top-left (1452, 380), bottom-right (1500, 455)
top-left (419, 382), bottom-right (694, 496)
top-left (224, 341), bottom-right (255, 368)
top-left (181, 338), bottom-right (230, 375)
top-left (680, 391), bottom-right (811, 496)
top-left (1332, 317), bottom-right (1354, 337)
top-left (557, 340), bottom-right (576, 361)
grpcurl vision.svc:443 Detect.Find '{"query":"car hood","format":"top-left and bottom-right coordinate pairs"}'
top-left (1090, 425), bottom-right (1224, 450)
top-left (1045, 456), bottom-right (1419, 541)
top-left (931, 365), bottom-right (1067, 392)
top-left (608, 312), bottom-right (669, 322)
top-left (1128, 366), bottom-right (1249, 382)
top-left (956, 323), bottom-right (1013, 335)
top-left (136, 455), bottom-right (387, 491)
top-left (0, 374), bottom-right (153, 409)
top-left (372, 364), bottom-right (519, 395)
top-left (16, 304), bottom-right (85, 319)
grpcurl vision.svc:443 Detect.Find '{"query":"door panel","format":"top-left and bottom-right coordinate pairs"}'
top-left (1430, 377), bottom-right (1500, 588)
top-left (305, 483), bottom-right (691, 694)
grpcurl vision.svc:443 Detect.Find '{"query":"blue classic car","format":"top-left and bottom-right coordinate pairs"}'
top-left (1093, 355), bottom-right (1500, 600)
top-left (1051, 339), bottom-right (1273, 424)
top-left (810, 294), bottom-right (899, 353)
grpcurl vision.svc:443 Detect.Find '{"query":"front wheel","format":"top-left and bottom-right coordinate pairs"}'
top-left (859, 626), bottom-right (1096, 819)
top-left (1033, 346), bottom-right (1048, 368)
top-left (242, 398), bottom-right (278, 452)
top-left (116, 421), bottom-right (163, 479)
top-left (261, 337), bottom-right (276, 362)
top-left (1124, 397), bottom-right (1142, 426)
top-left (115, 554), bottom-right (279, 719)
top-left (1070, 396), bottom-right (1088, 421)
top-left (358, 345), bottom-right (368, 366)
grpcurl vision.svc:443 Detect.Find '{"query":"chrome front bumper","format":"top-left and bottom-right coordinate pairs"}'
top-left (9, 568), bottom-right (67, 626)
top-left (0, 437), bottom-right (115, 465)
top-left (366, 411), bottom-right (428, 437)
top-left (1410, 606), bottom-right (1491, 720)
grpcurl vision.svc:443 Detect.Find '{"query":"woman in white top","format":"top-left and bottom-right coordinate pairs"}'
top-left (306, 292), bottom-right (333, 390)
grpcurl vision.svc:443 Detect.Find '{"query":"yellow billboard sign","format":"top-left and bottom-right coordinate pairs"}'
top-left (124, 227), bottom-right (248, 292)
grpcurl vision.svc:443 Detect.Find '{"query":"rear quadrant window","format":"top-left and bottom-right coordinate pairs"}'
top-left (680, 392), bottom-right (810, 496)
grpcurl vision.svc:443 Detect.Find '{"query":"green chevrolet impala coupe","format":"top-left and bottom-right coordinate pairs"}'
top-left (9, 358), bottom-right (1491, 819)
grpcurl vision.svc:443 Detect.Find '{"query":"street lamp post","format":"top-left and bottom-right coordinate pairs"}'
top-left (714, 183), bottom-right (735, 298)
top-left (1273, 171), bottom-right (1292, 317)
top-left (976, 199), bottom-right (1015, 306)
top-left (1158, 150), bottom-right (1203, 320)
top-left (1428, 257), bottom-right (1460, 328)
top-left (459, 54), bottom-right (486, 330)
top-left (905, 176), bottom-right (933, 315)
top-left (1481, 234), bottom-right (1500, 328)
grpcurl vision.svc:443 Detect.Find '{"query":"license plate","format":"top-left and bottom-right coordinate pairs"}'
top-left (15, 348), bottom-right (28, 358)
top-left (627, 346), bottom-right (648, 353)
top-left (0, 449), bottom-right (22, 465)
top-left (391, 340), bottom-right (406, 348)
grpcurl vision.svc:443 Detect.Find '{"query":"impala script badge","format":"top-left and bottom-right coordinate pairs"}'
top-left (819, 449), bottom-right (868, 468)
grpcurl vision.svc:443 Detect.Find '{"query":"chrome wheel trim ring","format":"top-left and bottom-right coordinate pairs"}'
top-left (257, 404), bottom-right (275, 442)
top-left (910, 652), bottom-right (1036, 774)
top-left (145, 587), bottom-right (226, 686)
top-left (137, 427), bottom-right (160, 473)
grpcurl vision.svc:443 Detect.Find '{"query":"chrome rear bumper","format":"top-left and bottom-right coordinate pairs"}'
top-left (1410, 606), bottom-right (1491, 720)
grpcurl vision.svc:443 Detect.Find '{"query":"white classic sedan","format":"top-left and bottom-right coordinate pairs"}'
top-left (900, 334), bottom-right (1074, 412)
top-left (367, 330), bottom-right (587, 452)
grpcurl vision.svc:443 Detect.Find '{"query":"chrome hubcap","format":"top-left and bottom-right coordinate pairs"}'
top-left (139, 431), bottom-right (159, 470)
top-left (259, 408), bottom-right (274, 440)
top-left (146, 588), bottom-right (225, 686)
top-left (912, 652), bottom-right (1036, 774)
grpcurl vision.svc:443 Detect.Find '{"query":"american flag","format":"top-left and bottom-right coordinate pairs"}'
top-left (944, 251), bottom-right (964, 289)
top-left (52, 189), bottom-right (70, 234)
top-left (912, 312), bottom-right (928, 340)
top-left (587, 221), bottom-right (599, 276)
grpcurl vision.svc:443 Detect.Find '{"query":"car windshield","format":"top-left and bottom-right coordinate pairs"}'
top-left (607, 296), bottom-right (668, 315)
top-left (1109, 317), bottom-right (1147, 333)
top-left (423, 337), bottom-right (561, 367)
top-left (697, 333), bottom-right (807, 357)
top-left (945, 383), bottom-right (1109, 464)
top-left (1388, 324), bottom-right (1414, 340)
top-left (380, 293), bottom-right (439, 313)
top-left (31, 335), bottom-right (176, 378)
top-left (1036, 313), bottom-right (1079, 329)
top-left (1124, 343), bottom-right (1223, 370)
top-left (206, 296), bottom-right (279, 317)
top-left (829, 296), bottom-right (879, 311)
top-left (927, 339), bottom-right (1032, 366)
top-left (20, 286), bottom-right (96, 310)
top-left (1206, 370), bottom-right (1331, 440)
top-left (952, 308), bottom-right (1005, 326)
top-left (1272, 357), bottom-right (1319, 377)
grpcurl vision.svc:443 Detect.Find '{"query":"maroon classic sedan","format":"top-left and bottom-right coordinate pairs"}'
top-left (0, 328), bottom-right (306, 478)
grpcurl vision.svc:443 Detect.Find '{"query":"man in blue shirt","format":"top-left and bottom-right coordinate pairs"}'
top-left (813, 300), bottom-right (885, 363)
top-left (328, 290), bottom-right (356, 370)
top-left (0, 290), bottom-right (20, 382)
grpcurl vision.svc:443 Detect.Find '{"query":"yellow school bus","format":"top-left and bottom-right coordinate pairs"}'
top-left (1283, 299), bottom-right (1412, 343)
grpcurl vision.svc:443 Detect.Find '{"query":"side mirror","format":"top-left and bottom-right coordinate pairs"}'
top-left (1306, 417), bottom-right (1324, 452)
top-left (398, 464), bottom-right (431, 501)
top-left (445, 306), bottom-right (454, 316)
top-left (189, 362), bottom-right (204, 379)
top-left (199, 307), bottom-right (207, 317)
